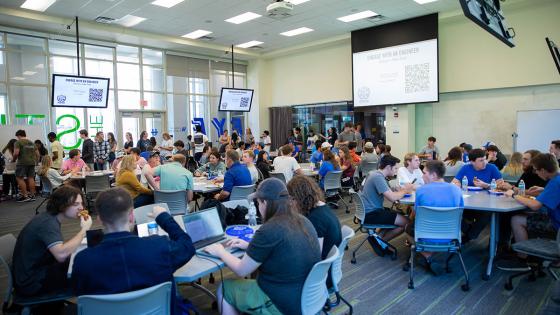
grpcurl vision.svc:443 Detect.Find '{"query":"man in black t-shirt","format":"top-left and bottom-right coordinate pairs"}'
top-left (486, 145), bottom-right (507, 171)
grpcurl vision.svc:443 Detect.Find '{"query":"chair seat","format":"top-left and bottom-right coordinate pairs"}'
top-left (362, 224), bottom-right (397, 230)
top-left (512, 238), bottom-right (560, 261)
top-left (13, 291), bottom-right (73, 306)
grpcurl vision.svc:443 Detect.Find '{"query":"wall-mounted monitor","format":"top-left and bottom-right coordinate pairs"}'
top-left (460, 0), bottom-right (515, 48)
top-left (51, 74), bottom-right (110, 108)
top-left (218, 88), bottom-right (254, 112)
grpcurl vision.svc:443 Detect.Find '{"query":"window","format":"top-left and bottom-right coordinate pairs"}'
top-left (117, 45), bottom-right (139, 63)
top-left (50, 56), bottom-right (78, 75)
top-left (84, 45), bottom-right (113, 61)
top-left (117, 63), bottom-right (140, 90)
top-left (142, 48), bottom-right (163, 66)
top-left (7, 52), bottom-right (47, 84)
top-left (48, 40), bottom-right (77, 56)
top-left (143, 66), bottom-right (164, 91)
top-left (118, 90), bottom-right (140, 109)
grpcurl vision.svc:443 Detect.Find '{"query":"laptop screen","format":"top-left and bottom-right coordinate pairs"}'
top-left (183, 207), bottom-right (224, 244)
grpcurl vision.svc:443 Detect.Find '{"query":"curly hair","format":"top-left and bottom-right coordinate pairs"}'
top-left (46, 185), bottom-right (84, 215)
top-left (286, 175), bottom-right (325, 215)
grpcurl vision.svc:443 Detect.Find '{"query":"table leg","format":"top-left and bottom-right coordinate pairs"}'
top-left (189, 282), bottom-right (217, 301)
top-left (483, 212), bottom-right (498, 280)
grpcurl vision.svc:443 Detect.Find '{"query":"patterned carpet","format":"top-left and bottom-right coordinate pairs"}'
top-left (0, 195), bottom-right (558, 315)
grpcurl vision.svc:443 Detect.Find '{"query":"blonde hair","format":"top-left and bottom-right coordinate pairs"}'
top-left (403, 153), bottom-right (417, 167)
top-left (243, 150), bottom-right (255, 159)
top-left (38, 155), bottom-right (53, 177)
top-left (118, 155), bottom-right (136, 177)
top-left (162, 132), bottom-right (170, 140)
top-left (502, 152), bottom-right (523, 178)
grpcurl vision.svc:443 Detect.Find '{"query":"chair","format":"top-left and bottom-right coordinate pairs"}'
top-left (222, 199), bottom-right (251, 209)
top-left (85, 174), bottom-right (111, 209)
top-left (133, 203), bottom-right (170, 225)
top-left (35, 176), bottom-right (55, 215)
top-left (269, 172), bottom-right (286, 183)
top-left (443, 176), bottom-right (455, 183)
top-left (502, 173), bottom-right (521, 185)
top-left (359, 162), bottom-right (377, 179)
top-left (350, 193), bottom-right (398, 263)
top-left (154, 190), bottom-right (188, 215)
top-left (1, 234), bottom-right (72, 315)
top-left (504, 229), bottom-right (560, 291)
top-left (77, 281), bottom-right (172, 315)
top-left (329, 226), bottom-right (355, 314)
top-left (229, 184), bottom-right (255, 201)
top-left (323, 171), bottom-right (349, 213)
top-left (406, 206), bottom-right (469, 291)
top-left (301, 246), bottom-right (339, 315)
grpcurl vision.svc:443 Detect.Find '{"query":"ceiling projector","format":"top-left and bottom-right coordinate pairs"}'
top-left (266, 1), bottom-right (294, 17)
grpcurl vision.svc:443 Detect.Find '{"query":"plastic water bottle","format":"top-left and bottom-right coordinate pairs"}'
top-left (147, 222), bottom-right (158, 236)
top-left (462, 176), bottom-right (468, 192)
top-left (248, 205), bottom-right (257, 226)
top-left (490, 178), bottom-right (497, 191)
top-left (518, 180), bottom-right (526, 196)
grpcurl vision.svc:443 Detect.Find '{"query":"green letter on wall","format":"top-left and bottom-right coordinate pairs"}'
top-left (56, 114), bottom-right (81, 150)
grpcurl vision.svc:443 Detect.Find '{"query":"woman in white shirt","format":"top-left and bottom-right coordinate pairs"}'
top-left (242, 150), bottom-right (259, 184)
top-left (2, 139), bottom-right (18, 197)
top-left (159, 132), bottom-right (174, 158)
top-left (38, 155), bottom-right (72, 189)
top-left (397, 153), bottom-right (424, 188)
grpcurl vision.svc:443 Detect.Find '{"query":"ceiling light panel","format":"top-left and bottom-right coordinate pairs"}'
top-left (118, 15), bottom-right (147, 27)
top-left (182, 30), bottom-right (213, 39)
top-left (414, 0), bottom-right (438, 4)
top-left (151, 0), bottom-right (184, 8)
top-left (20, 0), bottom-right (56, 12)
top-left (225, 12), bottom-right (261, 24)
top-left (286, 0), bottom-right (311, 4)
top-left (236, 41), bottom-right (263, 48)
top-left (280, 27), bottom-right (314, 37)
top-left (337, 10), bottom-right (379, 22)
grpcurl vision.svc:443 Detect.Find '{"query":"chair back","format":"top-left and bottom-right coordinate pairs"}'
top-left (360, 162), bottom-right (378, 177)
top-left (133, 203), bottom-right (170, 225)
top-left (269, 172), bottom-right (286, 183)
top-left (351, 193), bottom-right (367, 223)
top-left (222, 199), bottom-right (251, 210)
top-left (77, 282), bottom-right (172, 315)
top-left (414, 206), bottom-right (464, 243)
top-left (154, 190), bottom-right (188, 215)
top-left (256, 168), bottom-right (265, 183)
top-left (85, 174), bottom-right (111, 194)
top-left (502, 173), bottom-right (521, 184)
top-left (443, 176), bottom-right (455, 183)
top-left (229, 184), bottom-right (255, 201)
top-left (40, 176), bottom-right (54, 195)
top-left (331, 226), bottom-right (355, 292)
top-left (301, 246), bottom-right (339, 315)
top-left (323, 171), bottom-right (342, 192)
top-left (0, 234), bottom-right (17, 307)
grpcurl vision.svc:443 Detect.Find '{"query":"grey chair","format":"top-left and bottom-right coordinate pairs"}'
top-left (406, 206), bottom-right (469, 291)
top-left (301, 246), bottom-right (339, 315)
top-left (323, 171), bottom-right (349, 213)
top-left (1, 234), bottom-right (72, 315)
top-left (35, 176), bottom-right (55, 215)
top-left (154, 190), bottom-right (188, 215)
top-left (504, 229), bottom-right (560, 291)
top-left (229, 184), bottom-right (255, 201)
top-left (329, 226), bottom-right (355, 314)
top-left (350, 193), bottom-right (398, 263)
top-left (85, 174), bottom-right (111, 208)
top-left (77, 281), bottom-right (172, 315)
top-left (269, 172), bottom-right (286, 183)
top-left (359, 162), bottom-right (377, 179)
top-left (133, 203), bottom-right (170, 225)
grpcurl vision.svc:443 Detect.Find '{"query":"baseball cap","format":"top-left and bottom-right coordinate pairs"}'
top-left (149, 151), bottom-right (160, 158)
top-left (481, 141), bottom-right (495, 148)
top-left (115, 151), bottom-right (125, 159)
top-left (247, 178), bottom-right (290, 201)
top-left (364, 142), bottom-right (374, 149)
top-left (463, 144), bottom-right (473, 151)
top-left (321, 142), bottom-right (332, 149)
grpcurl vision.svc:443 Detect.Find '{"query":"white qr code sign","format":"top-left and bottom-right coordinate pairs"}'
top-left (52, 74), bottom-right (110, 108)
top-left (218, 88), bottom-right (254, 112)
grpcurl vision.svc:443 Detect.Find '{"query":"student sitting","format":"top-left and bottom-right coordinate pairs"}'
top-left (116, 155), bottom-right (153, 208)
top-left (38, 155), bottom-right (73, 189)
top-left (72, 188), bottom-right (195, 315)
top-left (213, 150), bottom-right (252, 201)
top-left (242, 150), bottom-right (259, 184)
top-left (501, 152), bottom-right (523, 180)
top-left (498, 153), bottom-right (560, 270)
top-left (13, 186), bottom-right (92, 312)
top-left (359, 155), bottom-right (414, 257)
top-left (61, 149), bottom-right (89, 175)
top-left (348, 141), bottom-right (361, 165)
top-left (173, 140), bottom-right (190, 158)
top-left (397, 153), bottom-right (424, 189)
top-left (153, 154), bottom-right (194, 203)
top-left (203, 178), bottom-right (321, 315)
top-left (486, 144), bottom-right (507, 171)
top-left (361, 142), bottom-right (378, 164)
top-left (318, 150), bottom-right (341, 189)
top-left (256, 151), bottom-right (271, 180)
top-left (497, 150), bottom-right (548, 195)
top-left (443, 147), bottom-right (465, 177)
top-left (194, 151), bottom-right (226, 178)
top-left (338, 146), bottom-right (355, 188)
top-left (310, 141), bottom-right (330, 164)
top-left (140, 151), bottom-right (161, 190)
top-left (272, 145), bottom-right (302, 182)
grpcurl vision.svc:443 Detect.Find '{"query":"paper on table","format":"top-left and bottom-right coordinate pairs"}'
top-left (462, 195), bottom-right (471, 198)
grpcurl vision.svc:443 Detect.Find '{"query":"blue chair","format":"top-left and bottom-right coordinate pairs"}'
top-left (329, 226), bottom-right (355, 314)
top-left (350, 193), bottom-right (398, 263)
top-left (406, 206), bottom-right (469, 291)
top-left (1, 234), bottom-right (72, 315)
top-left (77, 282), bottom-right (172, 315)
top-left (154, 190), bottom-right (188, 215)
top-left (323, 171), bottom-right (349, 213)
top-left (133, 203), bottom-right (170, 225)
top-left (301, 246), bottom-right (339, 315)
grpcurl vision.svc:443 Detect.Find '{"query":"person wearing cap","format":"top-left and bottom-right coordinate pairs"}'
top-left (361, 142), bottom-right (378, 164)
top-left (213, 150), bottom-right (252, 201)
top-left (47, 132), bottom-right (64, 170)
top-left (318, 149), bottom-right (341, 189)
top-left (419, 136), bottom-right (440, 160)
top-left (461, 143), bottom-right (473, 163)
top-left (141, 151), bottom-right (161, 190)
top-left (203, 178), bottom-right (321, 315)
top-left (272, 145), bottom-right (302, 182)
top-left (486, 144), bottom-right (507, 171)
top-left (310, 141), bottom-right (330, 164)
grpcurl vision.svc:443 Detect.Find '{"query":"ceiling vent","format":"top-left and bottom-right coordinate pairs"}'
top-left (367, 15), bottom-right (386, 23)
top-left (95, 16), bottom-right (116, 24)
top-left (266, 1), bottom-right (294, 19)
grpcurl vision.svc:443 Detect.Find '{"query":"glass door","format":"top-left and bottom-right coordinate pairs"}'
top-left (119, 111), bottom-right (165, 149)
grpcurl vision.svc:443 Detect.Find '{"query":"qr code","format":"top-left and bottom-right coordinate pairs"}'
top-left (405, 63), bottom-right (430, 93)
top-left (239, 97), bottom-right (249, 108)
top-left (89, 88), bottom-right (103, 102)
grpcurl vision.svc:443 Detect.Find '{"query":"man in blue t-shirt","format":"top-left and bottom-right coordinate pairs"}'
top-left (452, 148), bottom-right (503, 241)
top-left (410, 160), bottom-right (464, 274)
top-left (214, 150), bottom-right (252, 201)
top-left (498, 153), bottom-right (559, 271)
top-left (452, 148), bottom-right (503, 188)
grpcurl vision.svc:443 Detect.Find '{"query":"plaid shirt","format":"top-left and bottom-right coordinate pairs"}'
top-left (93, 140), bottom-right (110, 161)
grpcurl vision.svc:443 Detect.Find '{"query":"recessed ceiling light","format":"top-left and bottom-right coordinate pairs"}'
top-left (337, 10), bottom-right (379, 22)
top-left (414, 0), bottom-right (438, 4)
top-left (236, 41), bottom-right (263, 48)
top-left (11, 77), bottom-right (26, 81)
top-left (22, 71), bottom-right (37, 76)
top-left (151, 0), bottom-right (184, 8)
top-left (280, 27), bottom-right (313, 37)
top-left (286, 0), bottom-right (311, 4)
top-left (20, 0), bottom-right (56, 12)
top-left (225, 12), bottom-right (261, 24)
top-left (117, 15), bottom-right (147, 27)
top-left (182, 30), bottom-right (213, 39)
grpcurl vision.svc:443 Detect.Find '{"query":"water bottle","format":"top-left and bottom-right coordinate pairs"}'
top-left (518, 180), bottom-right (526, 196)
top-left (248, 205), bottom-right (257, 226)
top-left (462, 176), bottom-right (468, 192)
top-left (490, 178), bottom-right (497, 191)
top-left (147, 222), bottom-right (158, 236)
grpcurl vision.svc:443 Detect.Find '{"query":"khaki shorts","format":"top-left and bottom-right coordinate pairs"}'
top-left (222, 279), bottom-right (281, 315)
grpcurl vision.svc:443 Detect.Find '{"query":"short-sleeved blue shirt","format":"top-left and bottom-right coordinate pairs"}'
top-left (318, 161), bottom-right (339, 188)
top-left (222, 161), bottom-right (252, 199)
top-left (310, 151), bottom-right (323, 164)
top-left (454, 163), bottom-right (502, 186)
top-left (536, 174), bottom-right (560, 229)
top-left (416, 182), bottom-right (464, 209)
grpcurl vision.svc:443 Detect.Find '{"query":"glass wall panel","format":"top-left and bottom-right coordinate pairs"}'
top-left (50, 56), bottom-right (78, 75)
top-left (143, 92), bottom-right (164, 110)
top-left (48, 40), bottom-right (77, 56)
top-left (84, 45), bottom-right (113, 60)
top-left (7, 34), bottom-right (45, 53)
top-left (143, 66), bottom-right (164, 91)
top-left (0, 51), bottom-right (6, 82)
top-left (7, 52), bottom-right (47, 84)
top-left (85, 59), bottom-right (114, 87)
top-left (142, 48), bottom-right (163, 66)
top-left (118, 90), bottom-right (140, 109)
top-left (9, 85), bottom-right (49, 117)
top-left (117, 63), bottom-right (140, 90)
top-left (117, 45), bottom-right (139, 63)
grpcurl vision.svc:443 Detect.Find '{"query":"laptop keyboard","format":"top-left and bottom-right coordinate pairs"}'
top-left (193, 235), bottom-right (226, 249)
